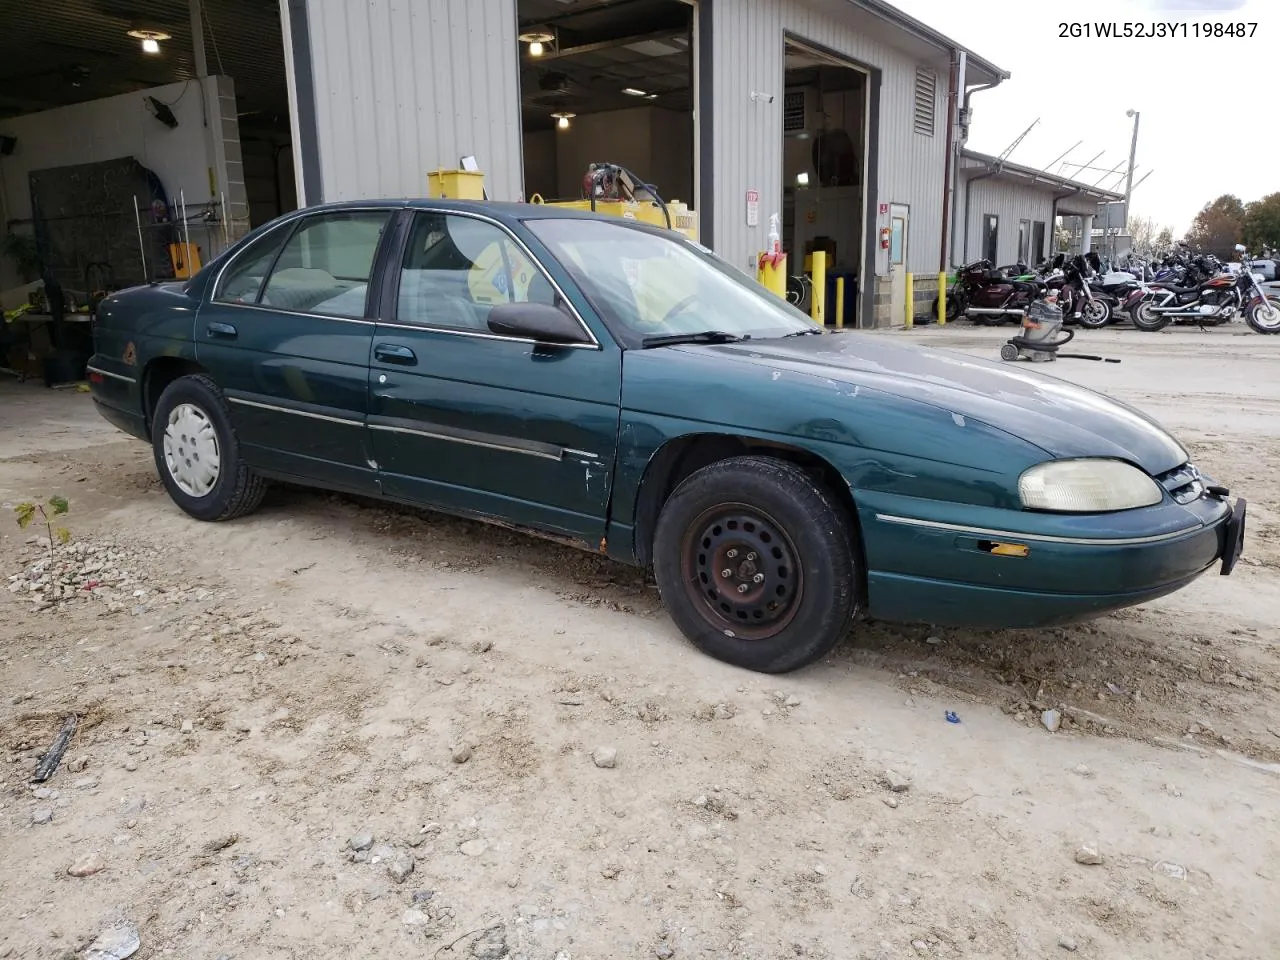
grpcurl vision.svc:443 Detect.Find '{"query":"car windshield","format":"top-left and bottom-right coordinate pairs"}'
top-left (525, 217), bottom-right (817, 346)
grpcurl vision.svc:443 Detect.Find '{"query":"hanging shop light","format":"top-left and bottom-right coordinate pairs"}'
top-left (519, 30), bottom-right (555, 57)
top-left (551, 112), bottom-right (575, 130)
top-left (127, 29), bottom-right (171, 55)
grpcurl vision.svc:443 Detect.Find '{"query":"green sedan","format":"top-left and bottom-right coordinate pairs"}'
top-left (86, 200), bottom-right (1246, 673)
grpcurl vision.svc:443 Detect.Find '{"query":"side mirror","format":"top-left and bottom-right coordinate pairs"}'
top-left (487, 302), bottom-right (590, 345)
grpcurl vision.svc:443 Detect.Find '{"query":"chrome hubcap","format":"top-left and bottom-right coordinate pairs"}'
top-left (163, 403), bottom-right (221, 498)
top-left (1255, 300), bottom-right (1280, 329)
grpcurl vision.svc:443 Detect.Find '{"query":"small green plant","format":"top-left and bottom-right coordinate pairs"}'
top-left (15, 496), bottom-right (71, 560)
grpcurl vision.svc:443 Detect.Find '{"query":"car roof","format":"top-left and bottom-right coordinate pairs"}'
top-left (291, 197), bottom-right (657, 224)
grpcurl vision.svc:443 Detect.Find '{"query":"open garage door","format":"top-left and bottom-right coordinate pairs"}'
top-left (782, 38), bottom-right (869, 328)
top-left (516, 0), bottom-right (697, 228)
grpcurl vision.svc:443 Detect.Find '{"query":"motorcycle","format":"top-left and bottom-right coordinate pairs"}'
top-left (946, 255), bottom-right (1063, 325)
top-left (1125, 244), bottom-right (1280, 333)
top-left (1057, 253), bottom-right (1114, 329)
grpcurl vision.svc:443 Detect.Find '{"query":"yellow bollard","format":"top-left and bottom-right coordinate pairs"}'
top-left (756, 252), bottom-right (787, 298)
top-left (835, 276), bottom-right (845, 329)
top-left (938, 271), bottom-right (948, 325)
top-left (810, 251), bottom-right (826, 325)
top-left (904, 272), bottom-right (914, 329)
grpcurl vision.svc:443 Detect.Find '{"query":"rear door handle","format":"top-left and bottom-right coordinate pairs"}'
top-left (374, 343), bottom-right (417, 365)
top-left (206, 321), bottom-right (237, 339)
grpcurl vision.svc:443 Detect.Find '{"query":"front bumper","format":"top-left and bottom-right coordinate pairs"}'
top-left (857, 490), bottom-right (1243, 630)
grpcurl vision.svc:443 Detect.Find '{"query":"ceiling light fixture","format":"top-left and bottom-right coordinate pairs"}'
top-left (127, 28), bottom-right (171, 54)
top-left (519, 30), bottom-right (554, 57)
top-left (551, 112), bottom-right (575, 130)
top-left (622, 87), bottom-right (647, 97)
top-left (796, 172), bottom-right (810, 186)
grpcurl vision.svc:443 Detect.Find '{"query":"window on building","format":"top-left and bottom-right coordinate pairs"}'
top-left (396, 213), bottom-right (558, 333)
top-left (913, 68), bottom-right (936, 137)
top-left (982, 215), bottom-right (999, 263)
top-left (1018, 219), bottom-right (1031, 263)
top-left (1032, 221), bottom-right (1047, 264)
top-left (260, 210), bottom-right (392, 316)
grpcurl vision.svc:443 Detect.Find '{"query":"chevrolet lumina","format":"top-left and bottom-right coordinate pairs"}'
top-left (85, 200), bottom-right (1247, 673)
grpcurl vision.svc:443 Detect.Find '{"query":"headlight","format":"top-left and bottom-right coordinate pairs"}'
top-left (1018, 459), bottom-right (1163, 512)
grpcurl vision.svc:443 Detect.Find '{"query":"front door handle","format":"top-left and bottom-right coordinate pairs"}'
top-left (374, 343), bottom-right (417, 365)
top-left (206, 321), bottom-right (237, 339)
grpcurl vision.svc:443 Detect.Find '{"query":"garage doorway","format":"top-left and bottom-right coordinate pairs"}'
top-left (782, 38), bottom-right (869, 327)
top-left (516, 0), bottom-right (697, 223)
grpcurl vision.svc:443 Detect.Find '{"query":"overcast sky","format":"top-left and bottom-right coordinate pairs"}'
top-left (889, 0), bottom-right (1276, 234)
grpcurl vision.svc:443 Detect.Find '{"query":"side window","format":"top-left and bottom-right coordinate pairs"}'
top-left (259, 210), bottom-right (392, 317)
top-left (214, 224), bottom-right (290, 304)
top-left (396, 213), bottom-right (558, 332)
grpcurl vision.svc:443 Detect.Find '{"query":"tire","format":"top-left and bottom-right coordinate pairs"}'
top-left (652, 456), bottom-right (859, 674)
top-left (151, 374), bottom-right (268, 522)
top-left (1246, 297), bottom-right (1280, 334)
top-left (1077, 299), bottom-right (1111, 328)
top-left (1000, 342), bottom-right (1019, 361)
top-left (1132, 300), bottom-right (1171, 332)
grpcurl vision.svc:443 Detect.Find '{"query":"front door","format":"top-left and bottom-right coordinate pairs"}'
top-left (888, 203), bottom-right (909, 325)
top-left (368, 210), bottom-right (622, 545)
top-left (196, 207), bottom-right (395, 494)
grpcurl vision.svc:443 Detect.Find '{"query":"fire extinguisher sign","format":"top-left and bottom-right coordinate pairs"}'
top-left (746, 190), bottom-right (760, 227)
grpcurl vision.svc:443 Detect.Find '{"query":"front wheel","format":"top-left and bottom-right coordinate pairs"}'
top-left (1078, 298), bottom-right (1111, 328)
top-left (1246, 297), bottom-right (1280, 334)
top-left (151, 374), bottom-right (268, 521)
top-left (652, 456), bottom-right (859, 673)
top-left (1132, 300), bottom-right (1171, 332)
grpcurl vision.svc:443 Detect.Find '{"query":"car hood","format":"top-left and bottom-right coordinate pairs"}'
top-left (697, 333), bottom-right (1188, 475)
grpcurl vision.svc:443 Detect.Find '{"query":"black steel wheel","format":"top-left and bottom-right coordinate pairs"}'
top-left (653, 456), bottom-right (859, 673)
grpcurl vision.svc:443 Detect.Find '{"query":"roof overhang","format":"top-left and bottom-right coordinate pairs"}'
top-left (845, 0), bottom-right (1009, 86)
top-left (959, 149), bottom-right (1125, 213)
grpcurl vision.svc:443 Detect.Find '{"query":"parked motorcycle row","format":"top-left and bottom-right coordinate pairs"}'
top-left (942, 243), bottom-right (1280, 335)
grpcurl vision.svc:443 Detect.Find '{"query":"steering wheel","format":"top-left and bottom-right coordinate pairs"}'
top-left (661, 293), bottom-right (700, 328)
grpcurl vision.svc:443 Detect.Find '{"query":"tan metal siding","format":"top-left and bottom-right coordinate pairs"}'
top-left (961, 176), bottom-right (1055, 266)
top-left (712, 0), bottom-right (948, 276)
top-left (305, 0), bottom-right (522, 202)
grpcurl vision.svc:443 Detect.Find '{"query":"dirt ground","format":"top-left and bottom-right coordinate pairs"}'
top-left (1, 324), bottom-right (1278, 960)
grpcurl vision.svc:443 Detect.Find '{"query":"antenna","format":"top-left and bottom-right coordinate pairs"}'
top-left (1046, 140), bottom-right (1083, 171)
top-left (1092, 159), bottom-right (1126, 187)
top-left (998, 118), bottom-right (1040, 161)
top-left (1062, 149), bottom-right (1104, 176)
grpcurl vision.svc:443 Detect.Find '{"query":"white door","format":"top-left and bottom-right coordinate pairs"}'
top-left (888, 204), bottom-right (909, 325)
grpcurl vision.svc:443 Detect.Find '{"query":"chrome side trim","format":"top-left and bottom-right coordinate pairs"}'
top-left (86, 365), bottom-right (137, 384)
top-left (372, 320), bottom-right (599, 350)
top-left (563, 448), bottom-right (600, 460)
top-left (874, 513), bottom-right (1205, 547)
top-left (213, 301), bottom-right (377, 325)
top-left (228, 396), bottom-right (362, 426)
top-left (368, 422), bottom-right (562, 461)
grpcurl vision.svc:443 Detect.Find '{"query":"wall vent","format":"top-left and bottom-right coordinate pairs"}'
top-left (913, 68), bottom-right (936, 137)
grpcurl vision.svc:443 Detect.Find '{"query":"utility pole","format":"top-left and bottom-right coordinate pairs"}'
top-left (1123, 109), bottom-right (1140, 212)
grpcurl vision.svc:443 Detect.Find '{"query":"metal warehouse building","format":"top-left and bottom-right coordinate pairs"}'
top-left (281, 0), bottom-right (1009, 327)
top-left (1, 0), bottom-right (1012, 331)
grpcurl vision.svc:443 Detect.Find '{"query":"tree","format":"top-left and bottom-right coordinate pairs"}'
top-left (1184, 195), bottom-right (1245, 257)
top-left (1243, 193), bottom-right (1280, 252)
top-left (1128, 215), bottom-right (1177, 258)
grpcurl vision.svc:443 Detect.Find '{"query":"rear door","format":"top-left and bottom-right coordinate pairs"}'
top-left (367, 210), bottom-right (622, 545)
top-left (196, 207), bottom-right (397, 494)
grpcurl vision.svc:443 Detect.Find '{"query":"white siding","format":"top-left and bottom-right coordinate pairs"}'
top-left (711, 0), bottom-right (950, 276)
top-left (960, 175), bottom-right (1054, 266)
top-left (304, 0), bottom-right (522, 203)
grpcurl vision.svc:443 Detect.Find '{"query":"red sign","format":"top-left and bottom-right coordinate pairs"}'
top-left (878, 203), bottom-right (889, 215)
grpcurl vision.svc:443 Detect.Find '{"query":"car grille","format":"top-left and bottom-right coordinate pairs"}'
top-left (1155, 463), bottom-right (1205, 505)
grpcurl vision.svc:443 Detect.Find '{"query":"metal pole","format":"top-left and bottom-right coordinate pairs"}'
top-left (1046, 140), bottom-right (1082, 171)
top-left (133, 195), bottom-right (149, 283)
top-left (189, 0), bottom-right (208, 77)
top-left (1123, 110), bottom-right (1140, 209)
